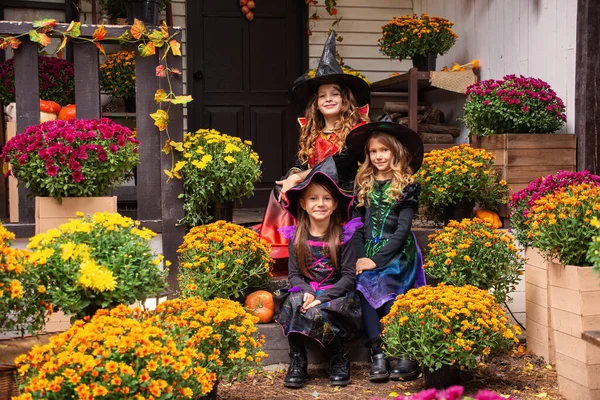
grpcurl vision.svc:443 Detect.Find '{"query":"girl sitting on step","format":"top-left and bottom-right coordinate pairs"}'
top-left (274, 157), bottom-right (363, 388)
top-left (345, 116), bottom-right (427, 383)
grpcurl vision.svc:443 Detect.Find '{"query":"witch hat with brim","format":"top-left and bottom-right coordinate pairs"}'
top-left (283, 156), bottom-right (354, 222)
top-left (345, 114), bottom-right (425, 174)
top-left (291, 31), bottom-right (371, 107)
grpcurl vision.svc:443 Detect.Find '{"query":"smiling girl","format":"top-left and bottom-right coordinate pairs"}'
top-left (345, 117), bottom-right (426, 383)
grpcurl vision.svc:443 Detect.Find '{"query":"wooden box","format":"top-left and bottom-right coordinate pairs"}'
top-left (471, 133), bottom-right (577, 217)
top-left (549, 262), bottom-right (600, 399)
top-left (35, 196), bottom-right (117, 234)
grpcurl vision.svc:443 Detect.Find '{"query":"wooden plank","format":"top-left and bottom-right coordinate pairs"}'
top-left (582, 331), bottom-right (600, 348)
top-left (575, 0), bottom-right (600, 174)
top-left (506, 149), bottom-right (577, 166)
top-left (476, 133), bottom-right (577, 150)
top-left (506, 165), bottom-right (576, 183)
top-left (14, 39), bottom-right (39, 225)
top-left (159, 46), bottom-right (185, 295)
top-left (408, 68), bottom-right (418, 133)
top-left (135, 52), bottom-right (162, 224)
top-left (73, 42), bottom-right (101, 119)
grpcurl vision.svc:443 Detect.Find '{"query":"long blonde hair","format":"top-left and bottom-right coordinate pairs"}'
top-left (293, 179), bottom-right (344, 276)
top-left (297, 84), bottom-right (369, 164)
top-left (355, 132), bottom-right (415, 207)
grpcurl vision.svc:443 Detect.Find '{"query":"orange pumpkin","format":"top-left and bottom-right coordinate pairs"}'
top-left (39, 100), bottom-right (61, 114)
top-left (475, 210), bottom-right (503, 229)
top-left (58, 104), bottom-right (76, 120)
top-left (244, 290), bottom-right (275, 323)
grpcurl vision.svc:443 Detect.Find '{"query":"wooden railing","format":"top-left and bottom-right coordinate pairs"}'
top-left (0, 21), bottom-right (184, 291)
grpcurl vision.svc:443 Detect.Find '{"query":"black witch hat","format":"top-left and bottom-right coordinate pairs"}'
top-left (291, 31), bottom-right (371, 106)
top-left (345, 114), bottom-right (424, 173)
top-left (283, 157), bottom-right (354, 222)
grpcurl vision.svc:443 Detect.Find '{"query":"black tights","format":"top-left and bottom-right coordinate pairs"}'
top-left (359, 292), bottom-right (394, 339)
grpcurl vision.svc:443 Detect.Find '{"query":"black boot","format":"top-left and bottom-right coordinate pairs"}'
top-left (326, 338), bottom-right (351, 386)
top-left (366, 337), bottom-right (389, 382)
top-left (389, 356), bottom-right (421, 381)
top-left (283, 348), bottom-right (308, 388)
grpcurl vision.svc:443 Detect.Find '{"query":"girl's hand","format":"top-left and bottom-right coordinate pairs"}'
top-left (275, 174), bottom-right (302, 202)
top-left (300, 292), bottom-right (317, 313)
top-left (303, 299), bottom-right (322, 312)
top-left (356, 258), bottom-right (377, 275)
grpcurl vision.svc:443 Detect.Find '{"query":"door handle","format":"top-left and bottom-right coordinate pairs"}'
top-left (193, 70), bottom-right (203, 81)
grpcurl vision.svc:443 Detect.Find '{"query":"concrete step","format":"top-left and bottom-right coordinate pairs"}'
top-left (258, 322), bottom-right (370, 366)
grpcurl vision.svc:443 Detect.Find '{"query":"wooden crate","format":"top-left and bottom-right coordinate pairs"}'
top-left (471, 134), bottom-right (577, 217)
top-left (35, 196), bottom-right (117, 234)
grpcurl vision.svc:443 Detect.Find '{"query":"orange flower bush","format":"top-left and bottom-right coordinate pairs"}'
top-left (177, 221), bottom-right (273, 300)
top-left (424, 218), bottom-right (523, 303)
top-left (0, 223), bottom-right (49, 335)
top-left (13, 297), bottom-right (267, 399)
top-left (416, 145), bottom-right (508, 219)
top-left (382, 284), bottom-right (520, 371)
top-left (527, 182), bottom-right (600, 266)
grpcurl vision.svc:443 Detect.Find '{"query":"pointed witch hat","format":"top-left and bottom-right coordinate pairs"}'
top-left (345, 114), bottom-right (425, 173)
top-left (291, 31), bottom-right (371, 106)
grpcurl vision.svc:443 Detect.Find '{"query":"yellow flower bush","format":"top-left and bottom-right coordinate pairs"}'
top-left (99, 50), bottom-right (136, 101)
top-left (424, 218), bottom-right (524, 303)
top-left (382, 284), bottom-right (521, 371)
top-left (527, 182), bottom-right (600, 266)
top-left (178, 221), bottom-right (273, 300)
top-left (587, 217), bottom-right (600, 278)
top-left (13, 297), bottom-right (266, 399)
top-left (27, 212), bottom-right (167, 321)
top-left (0, 223), bottom-right (49, 335)
top-left (415, 145), bottom-right (508, 219)
top-left (167, 128), bottom-right (262, 226)
top-left (379, 14), bottom-right (458, 60)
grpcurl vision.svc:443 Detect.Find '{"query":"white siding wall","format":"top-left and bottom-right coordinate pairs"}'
top-left (413, 0), bottom-right (577, 137)
top-left (171, 0), bottom-right (188, 131)
top-left (308, 0), bottom-right (414, 82)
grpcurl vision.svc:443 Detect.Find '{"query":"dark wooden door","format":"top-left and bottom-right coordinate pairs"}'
top-left (186, 0), bottom-right (306, 207)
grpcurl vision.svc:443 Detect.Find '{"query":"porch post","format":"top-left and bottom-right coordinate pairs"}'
top-left (575, 0), bottom-right (600, 174)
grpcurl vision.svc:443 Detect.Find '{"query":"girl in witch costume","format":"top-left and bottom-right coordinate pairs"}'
top-left (346, 116), bottom-right (427, 383)
top-left (274, 157), bottom-right (363, 388)
top-left (258, 31), bottom-right (370, 260)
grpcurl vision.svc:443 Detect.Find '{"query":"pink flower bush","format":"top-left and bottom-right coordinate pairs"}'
top-left (1, 118), bottom-right (139, 200)
top-left (0, 56), bottom-right (75, 106)
top-left (370, 386), bottom-right (512, 400)
top-left (463, 74), bottom-right (566, 136)
top-left (508, 170), bottom-right (600, 245)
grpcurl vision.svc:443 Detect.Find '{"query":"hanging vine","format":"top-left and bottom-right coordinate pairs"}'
top-left (306, 0), bottom-right (345, 64)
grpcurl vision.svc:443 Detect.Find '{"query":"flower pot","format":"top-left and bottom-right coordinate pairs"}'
top-left (127, 0), bottom-right (161, 25)
top-left (35, 196), bottom-right (118, 234)
top-left (209, 201), bottom-right (235, 223)
top-left (423, 364), bottom-right (460, 389)
top-left (412, 52), bottom-right (437, 71)
top-left (440, 200), bottom-right (475, 224)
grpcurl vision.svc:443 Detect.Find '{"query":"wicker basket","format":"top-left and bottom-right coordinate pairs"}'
top-left (0, 363), bottom-right (19, 399)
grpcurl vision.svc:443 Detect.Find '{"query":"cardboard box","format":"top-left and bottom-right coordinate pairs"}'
top-left (35, 196), bottom-right (117, 234)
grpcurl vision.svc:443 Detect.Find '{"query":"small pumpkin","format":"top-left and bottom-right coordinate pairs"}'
top-left (244, 290), bottom-right (275, 323)
top-left (475, 209), bottom-right (503, 229)
top-left (58, 104), bottom-right (76, 120)
top-left (39, 100), bottom-right (61, 114)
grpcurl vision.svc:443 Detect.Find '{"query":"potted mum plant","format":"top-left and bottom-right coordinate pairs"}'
top-left (13, 297), bottom-right (266, 399)
top-left (167, 128), bottom-right (262, 226)
top-left (177, 220), bottom-right (273, 301)
top-left (382, 284), bottom-right (521, 389)
top-left (415, 144), bottom-right (508, 223)
top-left (524, 182), bottom-right (600, 396)
top-left (99, 50), bottom-right (136, 111)
top-left (379, 14), bottom-right (458, 71)
top-left (0, 118), bottom-right (139, 233)
top-left (25, 211), bottom-right (167, 321)
top-left (424, 218), bottom-right (524, 304)
top-left (0, 223), bottom-right (49, 336)
top-left (466, 75), bottom-right (576, 208)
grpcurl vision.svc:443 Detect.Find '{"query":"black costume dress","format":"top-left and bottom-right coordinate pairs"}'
top-left (352, 181), bottom-right (426, 309)
top-left (275, 219), bottom-right (363, 347)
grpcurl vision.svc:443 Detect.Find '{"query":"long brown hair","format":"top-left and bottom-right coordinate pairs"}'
top-left (297, 84), bottom-right (369, 164)
top-left (354, 131), bottom-right (415, 207)
top-left (292, 178), bottom-right (344, 277)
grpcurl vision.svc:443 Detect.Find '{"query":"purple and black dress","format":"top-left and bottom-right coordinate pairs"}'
top-left (353, 181), bottom-right (426, 310)
top-left (275, 219), bottom-right (363, 347)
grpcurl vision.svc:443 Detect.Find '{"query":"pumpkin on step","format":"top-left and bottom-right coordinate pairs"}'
top-left (244, 290), bottom-right (275, 323)
top-left (58, 104), bottom-right (76, 120)
top-left (475, 209), bottom-right (503, 229)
